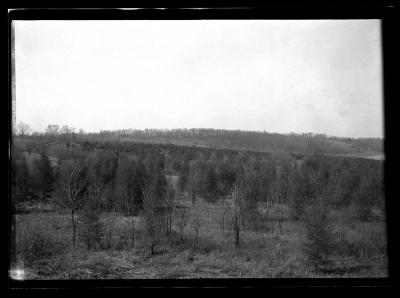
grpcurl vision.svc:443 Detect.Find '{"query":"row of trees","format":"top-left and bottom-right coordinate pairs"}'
top-left (15, 122), bottom-right (85, 142)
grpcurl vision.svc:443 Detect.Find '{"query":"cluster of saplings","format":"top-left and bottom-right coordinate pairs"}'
top-left (12, 138), bottom-right (384, 270)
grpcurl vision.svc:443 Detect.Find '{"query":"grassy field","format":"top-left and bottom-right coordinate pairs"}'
top-left (13, 195), bottom-right (388, 279)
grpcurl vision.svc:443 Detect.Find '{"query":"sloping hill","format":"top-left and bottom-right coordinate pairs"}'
top-left (96, 128), bottom-right (383, 158)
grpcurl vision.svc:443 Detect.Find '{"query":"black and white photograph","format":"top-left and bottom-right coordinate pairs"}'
top-left (9, 9), bottom-right (389, 283)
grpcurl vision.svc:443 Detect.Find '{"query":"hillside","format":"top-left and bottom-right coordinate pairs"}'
top-left (93, 128), bottom-right (383, 159)
top-left (12, 131), bottom-right (387, 279)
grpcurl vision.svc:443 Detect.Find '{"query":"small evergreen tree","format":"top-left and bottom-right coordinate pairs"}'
top-left (303, 201), bottom-right (335, 272)
top-left (131, 160), bottom-right (148, 214)
top-left (163, 185), bottom-right (175, 240)
top-left (216, 158), bottom-right (236, 196)
top-left (291, 169), bottom-right (316, 220)
top-left (34, 151), bottom-right (55, 201)
top-left (79, 197), bottom-right (104, 250)
top-left (204, 165), bottom-right (219, 203)
top-left (178, 157), bottom-right (190, 193)
top-left (356, 171), bottom-right (380, 221)
top-left (15, 156), bottom-right (32, 203)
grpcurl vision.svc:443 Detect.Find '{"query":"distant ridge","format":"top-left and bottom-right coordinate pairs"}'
top-left (88, 128), bottom-right (383, 157)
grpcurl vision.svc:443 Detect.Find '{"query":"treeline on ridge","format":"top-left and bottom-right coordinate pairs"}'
top-left (22, 125), bottom-right (383, 156)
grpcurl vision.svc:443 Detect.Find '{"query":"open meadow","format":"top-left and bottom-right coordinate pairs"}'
top-left (14, 191), bottom-right (388, 279)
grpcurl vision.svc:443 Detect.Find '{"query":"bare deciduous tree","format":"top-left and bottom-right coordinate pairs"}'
top-left (218, 201), bottom-right (231, 237)
top-left (60, 125), bottom-right (73, 142)
top-left (89, 177), bottom-right (104, 212)
top-left (190, 202), bottom-right (202, 242)
top-left (54, 162), bottom-right (87, 246)
top-left (113, 142), bottom-right (121, 169)
top-left (141, 182), bottom-right (161, 255)
top-left (127, 216), bottom-right (135, 248)
top-left (188, 160), bottom-right (201, 205)
top-left (104, 215), bottom-right (115, 249)
top-left (163, 186), bottom-right (175, 241)
top-left (78, 128), bottom-right (85, 139)
top-left (17, 122), bottom-right (32, 137)
top-left (176, 207), bottom-right (189, 242)
top-left (230, 178), bottom-right (245, 248)
top-left (79, 176), bottom-right (105, 249)
top-left (46, 124), bottom-right (60, 141)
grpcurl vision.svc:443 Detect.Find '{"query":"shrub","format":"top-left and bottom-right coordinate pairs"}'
top-left (242, 208), bottom-right (264, 231)
top-left (87, 252), bottom-right (113, 278)
top-left (102, 214), bottom-right (116, 250)
top-left (176, 207), bottom-right (189, 242)
top-left (17, 222), bottom-right (63, 264)
top-left (334, 223), bottom-right (387, 259)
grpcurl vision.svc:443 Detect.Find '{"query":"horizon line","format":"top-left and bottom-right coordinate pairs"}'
top-left (16, 123), bottom-right (384, 140)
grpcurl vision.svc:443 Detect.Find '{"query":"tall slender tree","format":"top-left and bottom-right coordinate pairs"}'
top-left (54, 162), bottom-right (87, 246)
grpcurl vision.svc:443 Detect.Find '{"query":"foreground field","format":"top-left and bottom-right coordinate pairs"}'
top-left (13, 196), bottom-right (388, 279)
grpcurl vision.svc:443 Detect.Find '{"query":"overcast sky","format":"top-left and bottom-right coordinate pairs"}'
top-left (14, 20), bottom-right (383, 138)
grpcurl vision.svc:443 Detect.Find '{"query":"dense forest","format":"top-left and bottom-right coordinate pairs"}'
top-left (10, 125), bottom-right (386, 278)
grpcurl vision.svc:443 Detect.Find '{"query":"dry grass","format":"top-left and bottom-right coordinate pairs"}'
top-left (13, 198), bottom-right (388, 279)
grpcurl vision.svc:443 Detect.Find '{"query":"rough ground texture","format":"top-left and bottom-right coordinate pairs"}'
top-left (12, 198), bottom-right (388, 279)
